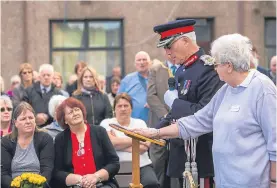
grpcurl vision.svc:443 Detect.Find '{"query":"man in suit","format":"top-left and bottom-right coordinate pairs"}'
top-left (23, 64), bottom-right (63, 127)
top-left (147, 50), bottom-right (180, 188)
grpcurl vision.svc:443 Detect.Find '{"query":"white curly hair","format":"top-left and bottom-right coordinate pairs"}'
top-left (211, 33), bottom-right (252, 72)
top-left (0, 95), bottom-right (13, 108)
top-left (39, 64), bottom-right (54, 74)
top-left (48, 95), bottom-right (67, 118)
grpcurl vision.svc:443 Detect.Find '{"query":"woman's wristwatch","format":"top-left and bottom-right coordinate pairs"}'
top-left (271, 179), bottom-right (277, 183)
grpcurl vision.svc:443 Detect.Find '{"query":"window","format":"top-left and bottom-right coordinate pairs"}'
top-left (176, 18), bottom-right (214, 53)
top-left (264, 18), bottom-right (276, 68)
top-left (50, 19), bottom-right (124, 85)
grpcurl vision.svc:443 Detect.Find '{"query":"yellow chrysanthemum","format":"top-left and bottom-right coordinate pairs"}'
top-left (21, 173), bottom-right (28, 180)
top-left (15, 181), bottom-right (20, 187)
top-left (35, 179), bottom-right (39, 184)
top-left (14, 176), bottom-right (22, 182)
top-left (29, 176), bottom-right (34, 184)
top-left (37, 179), bottom-right (41, 185)
top-left (12, 172), bottom-right (47, 186)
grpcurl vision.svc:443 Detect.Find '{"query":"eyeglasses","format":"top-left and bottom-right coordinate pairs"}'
top-left (1, 107), bottom-right (13, 112)
top-left (77, 141), bottom-right (85, 156)
top-left (164, 34), bottom-right (185, 49)
top-left (214, 62), bottom-right (230, 69)
top-left (21, 71), bottom-right (32, 75)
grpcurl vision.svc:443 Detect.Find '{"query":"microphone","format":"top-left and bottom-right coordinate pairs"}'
top-left (168, 77), bottom-right (176, 91)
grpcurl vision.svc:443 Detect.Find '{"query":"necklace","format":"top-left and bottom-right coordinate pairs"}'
top-left (77, 141), bottom-right (85, 156)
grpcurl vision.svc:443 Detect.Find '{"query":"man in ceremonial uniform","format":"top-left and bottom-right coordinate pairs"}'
top-left (154, 19), bottom-right (224, 188)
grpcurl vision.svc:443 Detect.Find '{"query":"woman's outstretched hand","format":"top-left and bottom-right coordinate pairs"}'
top-left (132, 128), bottom-right (159, 138)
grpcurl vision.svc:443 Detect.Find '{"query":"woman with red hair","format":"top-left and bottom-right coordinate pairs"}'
top-left (53, 97), bottom-right (119, 188)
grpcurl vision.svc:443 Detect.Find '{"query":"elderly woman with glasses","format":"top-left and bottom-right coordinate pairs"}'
top-left (0, 95), bottom-right (13, 137)
top-left (53, 97), bottom-right (119, 188)
top-left (1, 102), bottom-right (54, 187)
top-left (134, 33), bottom-right (276, 188)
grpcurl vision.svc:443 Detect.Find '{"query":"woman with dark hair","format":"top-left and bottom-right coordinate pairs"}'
top-left (1, 102), bottom-right (54, 187)
top-left (53, 97), bottom-right (119, 188)
top-left (107, 77), bottom-right (121, 107)
top-left (73, 66), bottom-right (112, 125)
top-left (100, 93), bottom-right (160, 188)
top-left (66, 61), bottom-right (87, 96)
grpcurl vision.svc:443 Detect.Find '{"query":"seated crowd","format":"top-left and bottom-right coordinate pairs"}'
top-left (0, 60), bottom-right (160, 188)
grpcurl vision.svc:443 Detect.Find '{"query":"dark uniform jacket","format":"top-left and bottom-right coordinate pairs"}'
top-left (23, 82), bottom-right (62, 127)
top-left (73, 91), bottom-right (113, 125)
top-left (157, 49), bottom-right (224, 178)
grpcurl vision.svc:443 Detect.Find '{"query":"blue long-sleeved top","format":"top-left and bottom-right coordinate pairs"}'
top-left (178, 70), bottom-right (276, 188)
top-left (118, 72), bottom-right (149, 122)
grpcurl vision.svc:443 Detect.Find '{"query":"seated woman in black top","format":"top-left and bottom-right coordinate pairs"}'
top-left (53, 97), bottom-right (119, 188)
top-left (1, 102), bottom-right (54, 187)
top-left (73, 66), bottom-right (113, 125)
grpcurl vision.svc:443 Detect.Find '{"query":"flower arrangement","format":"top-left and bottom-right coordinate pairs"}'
top-left (10, 173), bottom-right (47, 188)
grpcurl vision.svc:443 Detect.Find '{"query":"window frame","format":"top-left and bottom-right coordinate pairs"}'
top-left (176, 17), bottom-right (214, 53)
top-left (264, 17), bottom-right (276, 68)
top-left (49, 18), bottom-right (125, 76)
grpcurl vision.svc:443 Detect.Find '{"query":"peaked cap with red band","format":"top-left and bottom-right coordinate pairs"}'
top-left (153, 19), bottom-right (196, 48)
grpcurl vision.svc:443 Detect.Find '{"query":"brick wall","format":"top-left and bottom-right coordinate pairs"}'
top-left (1, 1), bottom-right (276, 88)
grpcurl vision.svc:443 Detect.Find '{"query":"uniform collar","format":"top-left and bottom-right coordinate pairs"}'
top-left (183, 48), bottom-right (205, 68)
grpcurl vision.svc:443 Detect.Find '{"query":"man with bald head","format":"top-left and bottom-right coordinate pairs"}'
top-left (118, 51), bottom-right (151, 123)
top-left (269, 55), bottom-right (276, 84)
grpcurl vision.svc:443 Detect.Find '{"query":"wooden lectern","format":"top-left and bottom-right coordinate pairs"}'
top-left (109, 124), bottom-right (166, 188)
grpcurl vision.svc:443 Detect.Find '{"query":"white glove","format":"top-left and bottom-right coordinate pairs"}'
top-left (164, 89), bottom-right (178, 109)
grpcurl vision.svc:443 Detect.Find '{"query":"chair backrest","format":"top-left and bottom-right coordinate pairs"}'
top-left (115, 161), bottom-right (132, 188)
